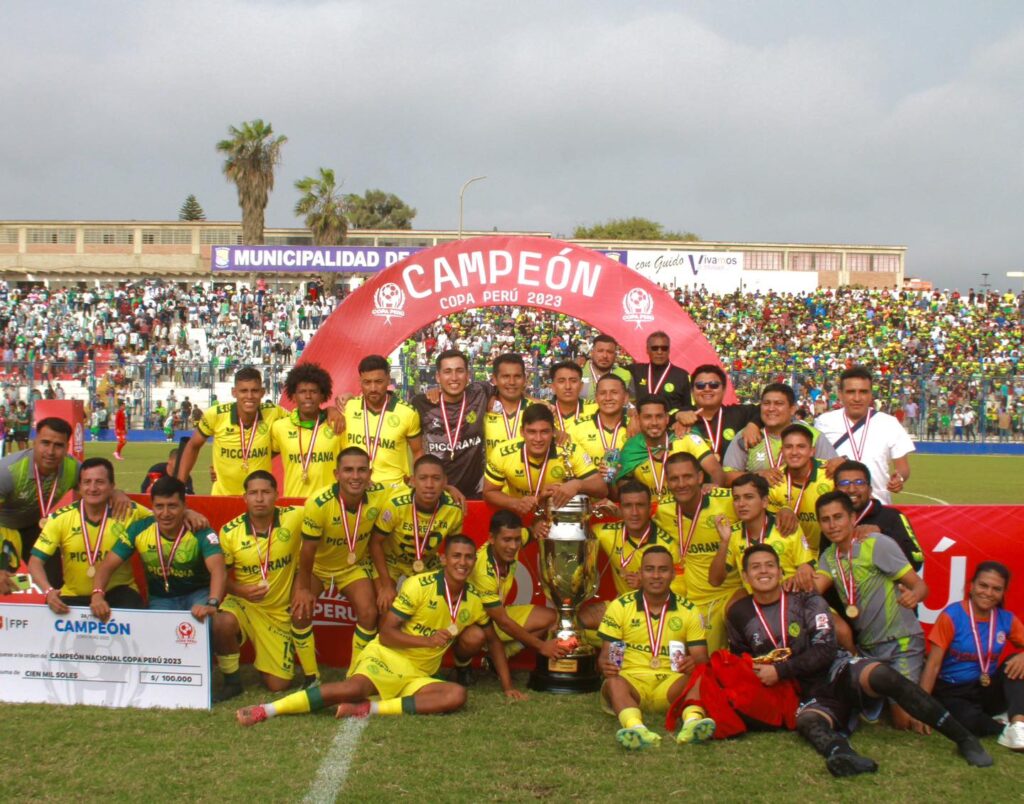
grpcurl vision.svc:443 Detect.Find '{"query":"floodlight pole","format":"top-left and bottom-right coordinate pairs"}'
top-left (458, 176), bottom-right (487, 240)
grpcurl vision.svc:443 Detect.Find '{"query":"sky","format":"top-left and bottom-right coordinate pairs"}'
top-left (2, 0), bottom-right (1023, 289)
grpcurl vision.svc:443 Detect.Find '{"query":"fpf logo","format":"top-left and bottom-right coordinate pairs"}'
top-left (0, 615), bottom-right (29, 630)
top-left (372, 283), bottom-right (406, 325)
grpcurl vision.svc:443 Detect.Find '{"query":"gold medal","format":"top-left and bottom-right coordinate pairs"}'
top-left (86, 566), bottom-right (96, 578)
top-left (164, 581), bottom-right (170, 593)
top-left (241, 461), bottom-right (249, 472)
top-left (301, 470), bottom-right (309, 483)
top-left (846, 605), bottom-right (859, 619)
top-left (413, 559), bottom-right (425, 573)
top-left (650, 656), bottom-right (661, 669)
top-left (447, 623), bottom-right (459, 636)
top-left (347, 553), bottom-right (357, 566)
top-left (39, 518), bottom-right (47, 529)
top-left (980, 673), bottom-right (991, 687)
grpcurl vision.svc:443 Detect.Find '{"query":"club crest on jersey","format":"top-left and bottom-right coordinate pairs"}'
top-left (788, 622), bottom-right (801, 637)
top-left (669, 616), bottom-right (683, 631)
top-left (387, 414), bottom-right (401, 427)
top-left (276, 528), bottom-right (291, 543)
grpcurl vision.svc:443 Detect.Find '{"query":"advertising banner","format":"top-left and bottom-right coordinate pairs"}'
top-left (0, 604), bottom-right (211, 709)
top-left (627, 250), bottom-right (744, 293)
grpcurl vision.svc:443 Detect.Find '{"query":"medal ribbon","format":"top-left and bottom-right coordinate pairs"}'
top-left (554, 400), bottom-right (581, 431)
top-left (34, 464), bottom-right (60, 521)
top-left (298, 414), bottom-right (324, 479)
top-left (156, 524), bottom-right (188, 591)
top-left (341, 500), bottom-right (363, 557)
top-left (744, 514), bottom-right (769, 548)
top-left (643, 595), bottom-right (670, 662)
top-left (647, 364), bottom-right (669, 396)
top-left (522, 444), bottom-right (551, 497)
top-left (701, 411), bottom-right (724, 454)
top-left (835, 547), bottom-right (857, 608)
top-left (443, 576), bottom-right (465, 628)
top-left (645, 435), bottom-right (669, 496)
top-left (967, 599), bottom-right (997, 678)
top-left (752, 589), bottom-right (788, 650)
top-left (853, 499), bottom-right (876, 526)
top-left (501, 400), bottom-right (523, 440)
top-left (785, 470), bottom-right (809, 515)
top-left (842, 410), bottom-right (873, 462)
top-left (763, 429), bottom-right (783, 469)
top-left (238, 408), bottom-right (259, 466)
top-left (491, 552), bottom-right (510, 604)
top-left (440, 394), bottom-right (467, 457)
top-left (412, 501), bottom-right (440, 563)
top-left (675, 492), bottom-right (705, 567)
top-left (78, 500), bottom-right (109, 570)
top-left (362, 394), bottom-right (389, 463)
top-left (618, 524), bottom-right (652, 570)
top-left (250, 518), bottom-right (274, 583)
top-left (598, 416), bottom-right (623, 453)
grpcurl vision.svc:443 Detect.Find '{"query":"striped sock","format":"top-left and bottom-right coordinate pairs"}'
top-left (267, 685), bottom-right (325, 717)
top-left (218, 652), bottom-right (241, 681)
top-left (618, 707), bottom-right (644, 730)
top-left (349, 626), bottom-right (377, 670)
top-left (370, 696), bottom-right (416, 716)
top-left (682, 704), bottom-right (706, 723)
top-left (291, 625), bottom-right (319, 679)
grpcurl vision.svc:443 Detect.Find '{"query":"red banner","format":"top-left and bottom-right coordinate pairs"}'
top-left (297, 236), bottom-right (738, 403)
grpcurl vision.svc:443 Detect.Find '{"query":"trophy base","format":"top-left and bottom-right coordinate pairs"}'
top-left (528, 651), bottom-right (602, 694)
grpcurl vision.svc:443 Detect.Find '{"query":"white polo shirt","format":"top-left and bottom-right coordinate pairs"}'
top-left (814, 408), bottom-right (915, 504)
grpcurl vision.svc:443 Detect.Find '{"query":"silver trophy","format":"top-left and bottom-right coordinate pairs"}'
top-left (528, 494), bottom-right (601, 693)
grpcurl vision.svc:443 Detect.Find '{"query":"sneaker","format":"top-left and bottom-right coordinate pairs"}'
top-left (213, 679), bottom-right (243, 703)
top-left (676, 717), bottom-right (716, 745)
top-left (236, 705), bottom-right (268, 727)
top-left (616, 725), bottom-right (662, 750)
top-left (335, 701), bottom-right (371, 719)
top-left (826, 749), bottom-right (879, 777)
top-left (997, 721), bottom-right (1024, 752)
top-left (958, 736), bottom-right (994, 767)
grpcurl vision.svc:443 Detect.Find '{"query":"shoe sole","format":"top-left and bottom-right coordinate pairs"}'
top-left (616, 728), bottom-right (661, 751)
top-left (826, 754), bottom-right (878, 777)
top-left (676, 718), bottom-right (716, 745)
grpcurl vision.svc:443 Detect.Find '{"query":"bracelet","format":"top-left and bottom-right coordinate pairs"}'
top-left (91, 589), bottom-right (105, 597)
top-left (44, 587), bottom-right (56, 597)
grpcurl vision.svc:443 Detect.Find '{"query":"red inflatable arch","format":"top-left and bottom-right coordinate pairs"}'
top-left (297, 236), bottom-right (736, 402)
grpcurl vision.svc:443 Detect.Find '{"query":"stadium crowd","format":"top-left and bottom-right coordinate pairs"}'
top-left (4, 343), bottom-right (1023, 775)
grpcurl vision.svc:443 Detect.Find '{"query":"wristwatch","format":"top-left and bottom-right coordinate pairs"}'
top-left (206, 597), bottom-right (220, 608)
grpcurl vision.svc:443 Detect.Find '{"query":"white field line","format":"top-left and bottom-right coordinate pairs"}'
top-left (897, 491), bottom-right (951, 505)
top-left (302, 717), bottom-right (368, 804)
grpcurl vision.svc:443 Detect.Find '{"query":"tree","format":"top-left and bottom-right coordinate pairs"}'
top-left (573, 217), bottom-right (699, 241)
top-left (294, 168), bottom-right (348, 245)
top-left (344, 189), bottom-right (416, 229)
top-left (216, 119), bottom-right (287, 244)
top-left (178, 194), bottom-right (206, 221)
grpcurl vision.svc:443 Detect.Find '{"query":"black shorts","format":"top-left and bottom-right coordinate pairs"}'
top-left (797, 657), bottom-right (877, 729)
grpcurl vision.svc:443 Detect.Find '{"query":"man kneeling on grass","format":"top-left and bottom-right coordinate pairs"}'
top-left (237, 535), bottom-right (525, 725)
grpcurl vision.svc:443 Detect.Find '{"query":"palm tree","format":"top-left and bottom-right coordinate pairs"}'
top-left (216, 119), bottom-right (287, 244)
top-left (294, 168), bottom-right (348, 245)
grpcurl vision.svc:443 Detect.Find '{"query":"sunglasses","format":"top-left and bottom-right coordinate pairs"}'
top-left (648, 345), bottom-right (670, 352)
top-left (836, 478), bottom-right (868, 487)
top-left (693, 381), bottom-right (722, 390)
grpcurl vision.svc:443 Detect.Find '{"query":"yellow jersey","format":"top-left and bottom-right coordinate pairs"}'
top-left (593, 520), bottom-right (679, 597)
top-left (725, 513), bottom-right (816, 592)
top-left (197, 401), bottom-right (286, 495)
top-left (469, 532), bottom-right (530, 608)
top-left (32, 501), bottom-right (151, 597)
top-left (484, 437), bottom-right (597, 498)
top-left (484, 398), bottom-right (542, 460)
top-left (270, 411), bottom-right (346, 498)
top-left (621, 433), bottom-right (712, 503)
top-left (552, 400), bottom-right (598, 432)
top-left (302, 482), bottom-right (391, 577)
top-left (219, 506), bottom-right (304, 619)
top-left (566, 412), bottom-right (629, 467)
top-left (343, 395), bottom-right (421, 486)
top-left (767, 460), bottom-right (834, 553)
top-left (1, 527), bottom-right (20, 572)
top-left (598, 590), bottom-right (706, 672)
top-left (373, 489), bottom-right (464, 577)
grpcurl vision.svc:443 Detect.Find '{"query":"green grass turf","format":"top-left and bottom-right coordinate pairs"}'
top-left (2, 443), bottom-right (1015, 801)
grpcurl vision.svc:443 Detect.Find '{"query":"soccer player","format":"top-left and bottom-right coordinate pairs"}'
top-left (271, 362), bottom-right (346, 498)
top-left (177, 367), bottom-right (286, 496)
top-left (369, 455), bottom-right (464, 613)
top-left (618, 396), bottom-right (723, 502)
top-left (91, 477), bottom-right (225, 620)
top-left (653, 453), bottom-right (741, 652)
top-left (293, 447), bottom-right (392, 680)
top-left (833, 460), bottom-right (923, 570)
top-left (412, 349), bottom-right (492, 499)
top-left (723, 383), bottom-right (838, 484)
top-left (813, 491), bottom-right (931, 732)
top-left (237, 535), bottom-right (524, 726)
top-left (674, 364), bottom-right (760, 461)
top-left (455, 510), bottom-right (563, 677)
top-left (814, 365), bottom-right (914, 504)
top-left (549, 360), bottom-right (597, 431)
top-left (627, 331), bottom-right (694, 417)
top-left (28, 458), bottom-right (150, 612)
top-left (212, 471), bottom-right (305, 701)
top-left (112, 400), bottom-right (127, 461)
top-left (484, 353), bottom-right (540, 460)
top-left (343, 354), bottom-right (422, 487)
top-left (766, 424), bottom-right (834, 553)
top-left (568, 374), bottom-right (631, 482)
top-left (141, 447), bottom-right (194, 494)
top-left (921, 561), bottom-right (1024, 749)
top-left (483, 404), bottom-right (606, 517)
top-left (580, 334), bottom-right (632, 402)
top-left (598, 545), bottom-right (710, 750)
top-left (708, 472), bottom-right (815, 593)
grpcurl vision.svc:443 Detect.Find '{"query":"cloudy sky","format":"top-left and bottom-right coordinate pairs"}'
top-left (3, 0), bottom-right (1023, 288)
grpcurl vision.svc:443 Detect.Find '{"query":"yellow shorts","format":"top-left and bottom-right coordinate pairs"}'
top-left (494, 604), bottom-right (535, 642)
top-left (602, 669), bottom-right (683, 714)
top-left (689, 596), bottom-right (731, 653)
top-left (220, 597), bottom-right (294, 680)
top-left (350, 642), bottom-right (442, 700)
top-left (312, 561), bottom-right (373, 594)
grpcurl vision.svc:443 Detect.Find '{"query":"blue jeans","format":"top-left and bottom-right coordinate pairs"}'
top-left (149, 587), bottom-right (210, 611)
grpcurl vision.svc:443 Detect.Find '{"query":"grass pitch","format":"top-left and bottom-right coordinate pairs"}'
top-left (2, 441), bottom-right (1020, 801)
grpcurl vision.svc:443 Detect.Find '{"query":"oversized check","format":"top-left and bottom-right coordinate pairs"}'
top-left (0, 604), bottom-right (211, 710)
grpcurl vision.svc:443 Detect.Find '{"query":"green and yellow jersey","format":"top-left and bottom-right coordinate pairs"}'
top-left (484, 438), bottom-right (597, 498)
top-left (303, 482), bottom-right (391, 578)
top-left (725, 513), bottom-right (815, 593)
top-left (654, 489), bottom-right (743, 604)
top-left (593, 520), bottom-right (679, 597)
top-left (598, 590), bottom-right (706, 671)
top-left (767, 460), bottom-right (834, 553)
top-left (618, 433), bottom-right (712, 503)
top-left (484, 398), bottom-right (542, 461)
top-left (343, 395), bottom-right (421, 486)
top-left (388, 570), bottom-right (490, 675)
top-left (32, 502), bottom-right (151, 597)
top-left (270, 411), bottom-right (346, 498)
top-left (0, 450), bottom-right (79, 530)
top-left (373, 490), bottom-right (464, 578)
top-left (197, 401), bottom-right (286, 495)
top-left (219, 506), bottom-right (304, 619)
top-left (469, 531), bottom-right (530, 608)
top-left (114, 517), bottom-right (222, 598)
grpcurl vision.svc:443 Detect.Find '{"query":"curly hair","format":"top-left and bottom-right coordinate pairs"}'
top-left (285, 362), bottom-right (333, 400)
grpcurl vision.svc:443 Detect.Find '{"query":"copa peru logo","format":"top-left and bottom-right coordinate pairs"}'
top-left (176, 621), bottom-right (197, 646)
top-left (622, 288), bottom-right (654, 328)
top-left (372, 283), bottom-right (406, 324)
